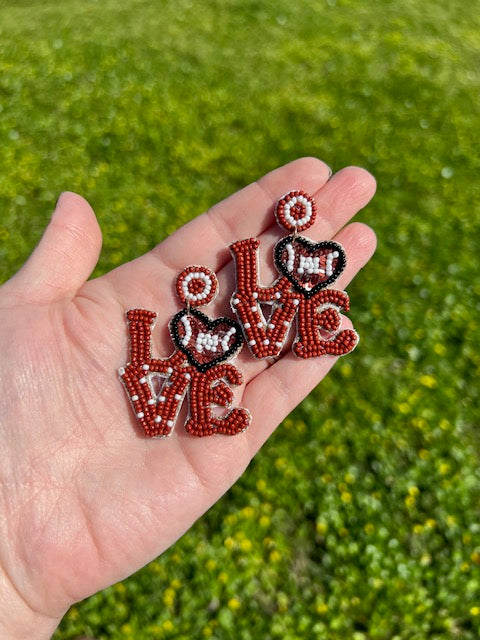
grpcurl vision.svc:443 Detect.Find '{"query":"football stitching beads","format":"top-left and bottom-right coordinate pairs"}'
top-left (230, 190), bottom-right (359, 359)
top-left (119, 267), bottom-right (251, 438)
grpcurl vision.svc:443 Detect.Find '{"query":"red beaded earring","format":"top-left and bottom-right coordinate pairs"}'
top-left (230, 190), bottom-right (358, 359)
top-left (119, 266), bottom-right (251, 437)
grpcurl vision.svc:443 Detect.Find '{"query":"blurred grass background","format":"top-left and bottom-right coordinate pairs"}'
top-left (1, 0), bottom-right (480, 638)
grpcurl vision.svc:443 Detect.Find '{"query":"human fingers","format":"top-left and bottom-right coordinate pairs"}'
top-left (2, 192), bottom-right (102, 306)
top-left (213, 166), bottom-right (376, 314)
top-left (102, 157), bottom-right (332, 307)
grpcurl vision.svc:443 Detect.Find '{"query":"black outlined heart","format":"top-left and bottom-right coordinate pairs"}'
top-left (274, 235), bottom-right (346, 298)
top-left (169, 308), bottom-right (243, 372)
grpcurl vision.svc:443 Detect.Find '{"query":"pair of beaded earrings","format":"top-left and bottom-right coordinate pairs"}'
top-left (119, 191), bottom-right (358, 438)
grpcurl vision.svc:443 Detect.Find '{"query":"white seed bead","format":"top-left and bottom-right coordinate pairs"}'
top-left (131, 395), bottom-right (139, 401)
top-left (244, 323), bottom-right (251, 329)
top-left (136, 412), bottom-right (144, 419)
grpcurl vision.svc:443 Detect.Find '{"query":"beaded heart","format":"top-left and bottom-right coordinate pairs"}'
top-left (230, 190), bottom-right (359, 359)
top-left (119, 266), bottom-right (251, 438)
top-left (274, 236), bottom-right (346, 298)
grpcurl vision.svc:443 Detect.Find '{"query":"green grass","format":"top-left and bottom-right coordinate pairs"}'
top-left (1, 0), bottom-right (480, 638)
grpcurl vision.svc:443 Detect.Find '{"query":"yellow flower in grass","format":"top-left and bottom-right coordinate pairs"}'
top-left (163, 588), bottom-right (176, 607)
top-left (228, 598), bottom-right (241, 611)
top-left (419, 374), bottom-right (437, 388)
top-left (225, 514), bottom-right (237, 526)
top-left (316, 521), bottom-right (328, 535)
top-left (218, 572), bottom-right (228, 584)
top-left (296, 420), bottom-right (307, 433)
top-left (240, 539), bottom-right (252, 552)
top-left (405, 495), bottom-right (416, 508)
top-left (434, 343), bottom-right (446, 355)
top-left (224, 536), bottom-right (235, 550)
top-left (316, 602), bottom-right (328, 614)
top-left (256, 479), bottom-right (267, 492)
top-left (420, 553), bottom-right (431, 566)
top-left (259, 515), bottom-right (270, 527)
top-left (269, 550), bottom-right (281, 563)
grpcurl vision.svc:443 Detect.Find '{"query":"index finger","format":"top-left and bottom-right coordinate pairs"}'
top-left (103, 157), bottom-right (332, 299)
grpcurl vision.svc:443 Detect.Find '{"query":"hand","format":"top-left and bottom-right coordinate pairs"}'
top-left (0, 158), bottom-right (376, 639)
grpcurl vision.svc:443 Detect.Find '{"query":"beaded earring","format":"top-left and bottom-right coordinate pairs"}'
top-left (119, 266), bottom-right (251, 437)
top-left (230, 190), bottom-right (358, 359)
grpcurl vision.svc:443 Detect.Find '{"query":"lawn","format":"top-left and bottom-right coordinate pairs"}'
top-left (1, 0), bottom-right (480, 638)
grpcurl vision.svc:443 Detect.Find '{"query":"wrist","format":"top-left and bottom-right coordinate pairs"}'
top-left (0, 569), bottom-right (62, 640)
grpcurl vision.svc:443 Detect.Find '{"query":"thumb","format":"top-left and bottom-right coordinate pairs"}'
top-left (3, 192), bottom-right (102, 305)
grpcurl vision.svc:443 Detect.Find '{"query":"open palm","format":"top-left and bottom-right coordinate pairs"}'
top-left (0, 158), bottom-right (376, 638)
